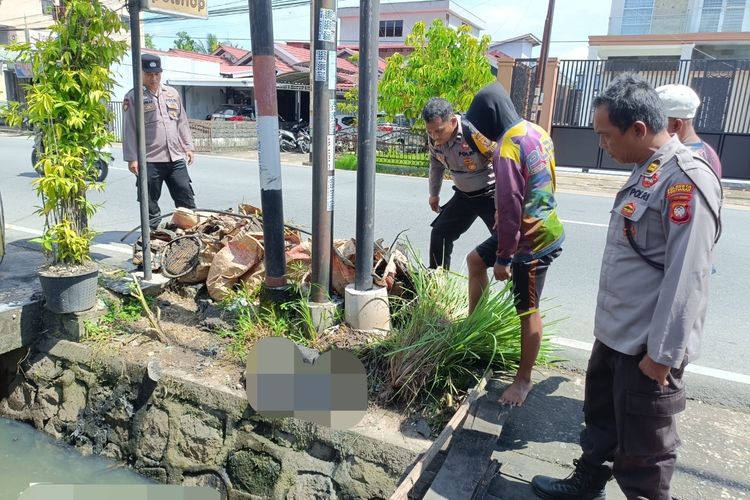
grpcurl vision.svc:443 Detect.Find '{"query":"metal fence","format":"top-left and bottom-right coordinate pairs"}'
top-left (336, 128), bottom-right (430, 168)
top-left (510, 59), bottom-right (538, 121)
top-left (552, 58), bottom-right (750, 134)
top-left (107, 101), bottom-right (124, 142)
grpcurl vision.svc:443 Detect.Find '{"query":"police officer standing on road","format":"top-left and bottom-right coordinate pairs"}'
top-left (123, 54), bottom-right (196, 230)
top-left (424, 97), bottom-right (503, 270)
top-left (531, 74), bottom-right (722, 500)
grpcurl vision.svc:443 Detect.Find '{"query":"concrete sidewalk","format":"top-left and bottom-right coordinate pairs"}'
top-left (417, 365), bottom-right (750, 500)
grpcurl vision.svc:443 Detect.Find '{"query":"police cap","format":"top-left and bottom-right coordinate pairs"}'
top-left (141, 54), bottom-right (163, 73)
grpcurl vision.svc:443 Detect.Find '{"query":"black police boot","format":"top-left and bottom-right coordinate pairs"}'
top-left (531, 458), bottom-right (612, 499)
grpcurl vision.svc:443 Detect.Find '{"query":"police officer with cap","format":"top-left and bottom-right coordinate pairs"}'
top-left (656, 83), bottom-right (722, 178)
top-left (123, 53), bottom-right (196, 229)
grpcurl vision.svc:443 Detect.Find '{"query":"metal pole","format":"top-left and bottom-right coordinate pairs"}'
top-left (354, 0), bottom-right (378, 291)
top-left (532, 0), bottom-right (555, 124)
top-left (128, 0), bottom-right (152, 280)
top-left (248, 0), bottom-right (288, 294)
top-left (310, 0), bottom-right (337, 303)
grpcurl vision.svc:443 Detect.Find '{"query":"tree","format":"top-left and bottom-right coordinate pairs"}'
top-left (173, 31), bottom-right (200, 52)
top-left (205, 33), bottom-right (219, 54)
top-left (3, 0), bottom-right (127, 265)
top-left (378, 19), bottom-right (494, 122)
top-left (144, 33), bottom-right (156, 49)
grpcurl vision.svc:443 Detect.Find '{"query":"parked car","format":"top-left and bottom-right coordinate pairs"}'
top-left (207, 104), bottom-right (255, 121)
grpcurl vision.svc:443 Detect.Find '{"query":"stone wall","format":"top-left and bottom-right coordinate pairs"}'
top-left (190, 120), bottom-right (259, 152)
top-left (0, 338), bottom-right (417, 499)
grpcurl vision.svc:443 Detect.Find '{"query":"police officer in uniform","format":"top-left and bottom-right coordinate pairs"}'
top-left (123, 54), bottom-right (196, 230)
top-left (423, 97), bottom-right (499, 270)
top-left (531, 74), bottom-right (722, 500)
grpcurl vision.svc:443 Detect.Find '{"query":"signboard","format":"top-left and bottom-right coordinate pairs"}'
top-left (143, 0), bottom-right (208, 19)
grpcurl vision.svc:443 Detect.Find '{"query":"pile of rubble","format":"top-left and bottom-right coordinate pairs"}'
top-left (132, 205), bottom-right (412, 301)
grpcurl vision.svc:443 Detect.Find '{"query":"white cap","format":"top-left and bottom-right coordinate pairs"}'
top-left (656, 84), bottom-right (701, 120)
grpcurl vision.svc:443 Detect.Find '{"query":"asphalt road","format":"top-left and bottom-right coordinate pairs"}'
top-left (2, 135), bottom-right (748, 407)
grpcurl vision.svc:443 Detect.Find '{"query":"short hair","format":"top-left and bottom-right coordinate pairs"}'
top-left (422, 97), bottom-right (453, 124)
top-left (593, 73), bottom-right (666, 134)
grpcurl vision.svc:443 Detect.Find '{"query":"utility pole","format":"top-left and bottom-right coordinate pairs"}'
top-left (532, 0), bottom-right (555, 125)
top-left (128, 0), bottom-right (153, 281)
top-left (310, 0), bottom-right (337, 304)
top-left (344, 0), bottom-right (390, 333)
top-left (248, 0), bottom-right (289, 301)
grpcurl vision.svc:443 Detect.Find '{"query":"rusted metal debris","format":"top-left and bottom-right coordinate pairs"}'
top-left (132, 205), bottom-right (411, 301)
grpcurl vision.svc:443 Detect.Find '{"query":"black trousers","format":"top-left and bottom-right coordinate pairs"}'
top-left (137, 160), bottom-right (196, 229)
top-left (429, 186), bottom-right (495, 270)
top-left (580, 340), bottom-right (687, 500)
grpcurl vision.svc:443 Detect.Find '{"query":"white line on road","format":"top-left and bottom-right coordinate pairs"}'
top-left (551, 336), bottom-right (750, 385)
top-left (560, 219), bottom-right (609, 228)
top-left (6, 223), bottom-right (132, 256)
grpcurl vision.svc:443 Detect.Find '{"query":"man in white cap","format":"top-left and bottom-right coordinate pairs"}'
top-left (656, 84), bottom-right (722, 178)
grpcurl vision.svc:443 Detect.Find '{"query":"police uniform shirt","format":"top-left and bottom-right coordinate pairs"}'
top-left (594, 136), bottom-right (722, 368)
top-left (122, 84), bottom-right (194, 163)
top-left (428, 116), bottom-right (495, 196)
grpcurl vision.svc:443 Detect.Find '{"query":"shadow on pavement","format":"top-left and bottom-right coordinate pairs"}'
top-left (499, 375), bottom-right (584, 450)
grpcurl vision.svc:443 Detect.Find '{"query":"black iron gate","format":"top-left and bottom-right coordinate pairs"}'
top-left (536, 58), bottom-right (750, 179)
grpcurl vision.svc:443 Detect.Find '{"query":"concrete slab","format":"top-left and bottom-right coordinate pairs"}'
top-left (0, 241), bottom-right (43, 308)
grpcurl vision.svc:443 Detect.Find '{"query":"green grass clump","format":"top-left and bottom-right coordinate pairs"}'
top-left (83, 295), bottom-right (150, 342)
top-left (366, 258), bottom-right (555, 408)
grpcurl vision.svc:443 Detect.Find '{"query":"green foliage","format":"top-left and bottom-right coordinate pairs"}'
top-left (365, 252), bottom-right (556, 408)
top-left (379, 19), bottom-right (494, 121)
top-left (2, 0), bottom-right (127, 265)
top-left (144, 33), bottom-right (156, 49)
top-left (217, 285), bottom-right (322, 361)
top-left (335, 153), bottom-right (431, 176)
top-left (83, 295), bottom-right (148, 342)
top-left (173, 31), bottom-right (200, 52)
top-left (205, 33), bottom-right (220, 54)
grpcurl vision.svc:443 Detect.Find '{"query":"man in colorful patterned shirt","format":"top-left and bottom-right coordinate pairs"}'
top-left (656, 84), bottom-right (722, 178)
top-left (465, 82), bottom-right (565, 407)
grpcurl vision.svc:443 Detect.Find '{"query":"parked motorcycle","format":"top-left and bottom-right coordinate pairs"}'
top-left (31, 132), bottom-right (111, 182)
top-left (279, 119), bottom-right (310, 154)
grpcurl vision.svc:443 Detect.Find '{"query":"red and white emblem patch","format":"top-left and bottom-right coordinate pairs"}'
top-left (666, 183), bottom-right (694, 225)
top-left (641, 172), bottom-right (659, 188)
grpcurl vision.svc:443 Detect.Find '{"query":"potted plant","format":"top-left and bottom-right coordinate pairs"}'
top-left (3, 0), bottom-right (127, 313)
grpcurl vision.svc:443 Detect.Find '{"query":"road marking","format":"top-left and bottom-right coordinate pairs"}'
top-left (560, 218), bottom-right (608, 228)
top-left (551, 336), bottom-right (750, 385)
top-left (6, 223), bottom-right (132, 255)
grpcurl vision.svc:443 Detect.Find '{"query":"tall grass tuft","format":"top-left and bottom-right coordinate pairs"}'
top-left (371, 261), bottom-right (556, 407)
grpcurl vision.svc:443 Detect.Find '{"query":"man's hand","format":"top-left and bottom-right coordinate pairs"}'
top-left (186, 150), bottom-right (194, 165)
top-left (494, 263), bottom-right (511, 281)
top-left (639, 354), bottom-right (671, 386)
top-left (128, 161), bottom-right (138, 175)
top-left (493, 211), bottom-right (498, 230)
top-left (429, 196), bottom-right (440, 213)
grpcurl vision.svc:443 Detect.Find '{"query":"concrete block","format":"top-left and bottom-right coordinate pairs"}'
top-left (131, 271), bottom-right (171, 296)
top-left (344, 285), bottom-right (390, 333)
top-left (309, 301), bottom-right (339, 333)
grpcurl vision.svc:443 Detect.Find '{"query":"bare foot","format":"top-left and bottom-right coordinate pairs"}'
top-left (499, 378), bottom-right (533, 406)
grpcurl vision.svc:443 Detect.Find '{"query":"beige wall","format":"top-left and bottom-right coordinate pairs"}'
top-left (652, 0), bottom-right (690, 34)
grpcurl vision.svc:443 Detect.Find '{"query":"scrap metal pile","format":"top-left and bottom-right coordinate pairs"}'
top-left (132, 205), bottom-right (412, 301)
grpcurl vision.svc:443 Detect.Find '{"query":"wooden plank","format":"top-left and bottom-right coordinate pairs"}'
top-left (389, 371), bottom-right (492, 500)
top-left (470, 459), bottom-right (501, 500)
top-left (423, 396), bottom-right (511, 499)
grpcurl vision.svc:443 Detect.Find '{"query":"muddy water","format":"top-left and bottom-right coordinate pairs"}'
top-left (0, 417), bottom-right (152, 499)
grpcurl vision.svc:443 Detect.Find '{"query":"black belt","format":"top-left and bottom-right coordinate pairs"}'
top-left (456, 184), bottom-right (495, 198)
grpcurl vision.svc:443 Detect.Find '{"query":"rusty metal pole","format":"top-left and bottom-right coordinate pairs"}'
top-left (532, 0), bottom-right (555, 124)
top-left (128, 0), bottom-right (152, 280)
top-left (310, 0), bottom-right (337, 303)
top-left (354, 0), bottom-right (379, 291)
top-left (248, 0), bottom-right (288, 300)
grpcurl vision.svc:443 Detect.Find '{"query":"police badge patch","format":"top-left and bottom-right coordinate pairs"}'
top-left (667, 183), bottom-right (694, 225)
